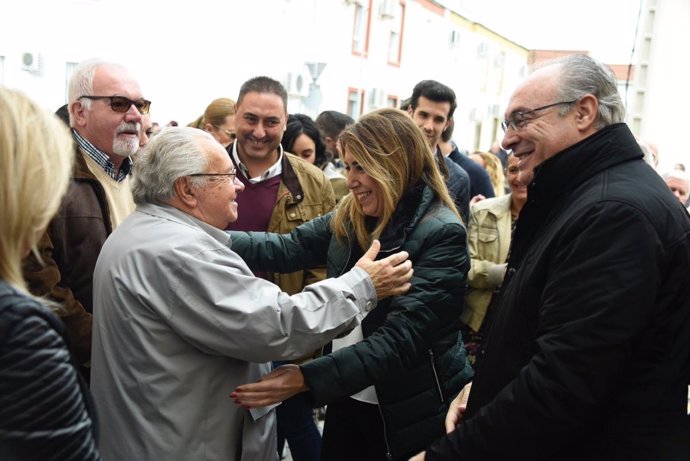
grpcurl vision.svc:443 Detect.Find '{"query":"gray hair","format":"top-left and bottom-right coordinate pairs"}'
top-left (662, 169), bottom-right (690, 185)
top-left (67, 58), bottom-right (128, 126)
top-left (131, 127), bottom-right (214, 205)
top-left (546, 55), bottom-right (626, 129)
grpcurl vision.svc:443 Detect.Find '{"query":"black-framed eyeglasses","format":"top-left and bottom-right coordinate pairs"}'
top-left (78, 95), bottom-right (152, 115)
top-left (188, 172), bottom-right (237, 181)
top-left (501, 100), bottom-right (576, 132)
top-left (215, 126), bottom-right (237, 140)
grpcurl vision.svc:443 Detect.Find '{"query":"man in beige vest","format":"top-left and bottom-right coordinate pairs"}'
top-left (23, 58), bottom-right (149, 381)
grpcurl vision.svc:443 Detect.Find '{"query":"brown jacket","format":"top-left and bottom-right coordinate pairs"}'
top-left (264, 152), bottom-right (336, 295)
top-left (23, 142), bottom-right (114, 366)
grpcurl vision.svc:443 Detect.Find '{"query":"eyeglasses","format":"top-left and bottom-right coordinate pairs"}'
top-left (188, 172), bottom-right (237, 182)
top-left (216, 127), bottom-right (237, 140)
top-left (78, 95), bottom-right (152, 115)
top-left (501, 100), bottom-right (576, 132)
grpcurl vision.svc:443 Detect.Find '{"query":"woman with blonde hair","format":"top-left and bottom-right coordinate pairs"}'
top-left (0, 88), bottom-right (100, 459)
top-left (469, 151), bottom-right (506, 197)
top-left (231, 108), bottom-right (473, 460)
top-left (188, 97), bottom-right (236, 147)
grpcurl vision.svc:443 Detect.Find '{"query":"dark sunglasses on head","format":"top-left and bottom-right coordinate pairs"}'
top-left (78, 95), bottom-right (151, 114)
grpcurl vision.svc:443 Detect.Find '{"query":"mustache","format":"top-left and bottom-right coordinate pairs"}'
top-left (115, 122), bottom-right (141, 135)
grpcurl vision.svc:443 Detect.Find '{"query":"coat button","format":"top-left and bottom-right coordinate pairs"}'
top-left (365, 301), bottom-right (373, 312)
top-left (289, 213), bottom-right (296, 218)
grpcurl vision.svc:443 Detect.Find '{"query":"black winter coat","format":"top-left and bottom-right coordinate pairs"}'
top-left (426, 123), bottom-right (690, 460)
top-left (232, 184), bottom-right (474, 459)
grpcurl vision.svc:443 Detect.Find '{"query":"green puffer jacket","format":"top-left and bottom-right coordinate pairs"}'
top-left (231, 183), bottom-right (473, 458)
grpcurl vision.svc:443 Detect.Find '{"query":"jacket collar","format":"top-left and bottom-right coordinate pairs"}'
top-left (226, 143), bottom-right (305, 204)
top-left (377, 182), bottom-right (435, 251)
top-left (527, 123), bottom-right (642, 207)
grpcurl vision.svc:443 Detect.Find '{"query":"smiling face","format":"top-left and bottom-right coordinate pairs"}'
top-left (500, 64), bottom-right (585, 185)
top-left (408, 95), bottom-right (451, 149)
top-left (505, 154), bottom-right (527, 201)
top-left (192, 139), bottom-right (245, 228)
top-left (234, 91), bottom-right (286, 173)
top-left (72, 64), bottom-right (144, 161)
top-left (343, 149), bottom-right (384, 218)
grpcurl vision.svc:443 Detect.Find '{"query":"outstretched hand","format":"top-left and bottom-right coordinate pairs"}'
top-left (230, 364), bottom-right (307, 408)
top-left (355, 239), bottom-right (413, 300)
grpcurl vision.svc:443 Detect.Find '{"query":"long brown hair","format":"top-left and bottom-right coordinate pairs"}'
top-left (332, 108), bottom-right (457, 249)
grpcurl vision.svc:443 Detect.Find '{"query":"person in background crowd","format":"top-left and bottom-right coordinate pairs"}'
top-left (90, 126), bottom-right (413, 461)
top-left (662, 169), bottom-right (690, 210)
top-left (283, 113), bottom-right (348, 203)
top-left (226, 76), bottom-right (336, 460)
top-left (468, 151), bottom-right (506, 198)
top-left (315, 110), bottom-right (354, 169)
top-left (673, 162), bottom-right (686, 172)
top-left (231, 108), bottom-right (473, 461)
top-left (22, 58), bottom-right (148, 382)
top-left (407, 80), bottom-right (495, 204)
top-left (403, 85), bottom-right (471, 222)
top-left (461, 153), bottom-right (525, 364)
top-left (188, 97), bottom-right (237, 148)
top-left (0, 88), bottom-right (100, 461)
top-left (489, 139), bottom-right (509, 169)
top-left (414, 54), bottom-right (690, 461)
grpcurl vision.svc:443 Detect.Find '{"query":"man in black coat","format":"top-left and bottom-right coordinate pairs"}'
top-left (414, 55), bottom-right (690, 460)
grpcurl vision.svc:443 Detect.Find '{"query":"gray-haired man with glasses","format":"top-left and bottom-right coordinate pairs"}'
top-left (415, 54), bottom-right (690, 460)
top-left (23, 58), bottom-right (149, 383)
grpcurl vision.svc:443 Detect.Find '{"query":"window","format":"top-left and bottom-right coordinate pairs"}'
top-left (347, 88), bottom-right (365, 119)
top-left (387, 95), bottom-right (399, 108)
top-left (386, 1), bottom-right (405, 65)
top-left (352, 0), bottom-right (372, 56)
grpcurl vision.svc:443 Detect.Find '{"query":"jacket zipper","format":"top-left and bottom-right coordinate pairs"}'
top-left (376, 403), bottom-right (393, 460)
top-left (428, 349), bottom-right (445, 403)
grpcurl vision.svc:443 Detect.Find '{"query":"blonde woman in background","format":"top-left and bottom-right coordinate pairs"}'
top-left (188, 97), bottom-right (236, 147)
top-left (0, 88), bottom-right (100, 460)
top-left (468, 151), bottom-right (506, 197)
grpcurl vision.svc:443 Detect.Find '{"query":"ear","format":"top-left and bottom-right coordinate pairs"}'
top-left (443, 117), bottom-right (452, 131)
top-left (407, 106), bottom-right (414, 117)
top-left (174, 176), bottom-right (198, 208)
top-left (70, 101), bottom-right (87, 127)
top-left (203, 122), bottom-right (215, 133)
top-left (574, 94), bottom-right (599, 132)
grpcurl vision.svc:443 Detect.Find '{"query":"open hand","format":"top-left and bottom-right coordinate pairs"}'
top-left (355, 239), bottom-right (413, 300)
top-left (230, 364), bottom-right (307, 408)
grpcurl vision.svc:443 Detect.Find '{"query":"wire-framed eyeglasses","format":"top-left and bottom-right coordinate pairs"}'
top-left (188, 172), bottom-right (237, 182)
top-left (501, 100), bottom-right (576, 132)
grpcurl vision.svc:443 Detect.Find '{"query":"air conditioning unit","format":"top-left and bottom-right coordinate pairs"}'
top-left (285, 72), bottom-right (308, 98)
top-left (21, 52), bottom-right (42, 74)
top-left (379, 0), bottom-right (395, 19)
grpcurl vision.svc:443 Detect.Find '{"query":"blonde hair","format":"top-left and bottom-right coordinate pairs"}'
top-left (333, 108), bottom-right (457, 249)
top-left (0, 88), bottom-right (74, 292)
top-left (188, 97), bottom-right (236, 129)
top-left (474, 151), bottom-right (505, 197)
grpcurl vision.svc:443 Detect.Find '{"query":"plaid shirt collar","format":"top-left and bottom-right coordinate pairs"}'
top-left (72, 130), bottom-right (132, 181)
